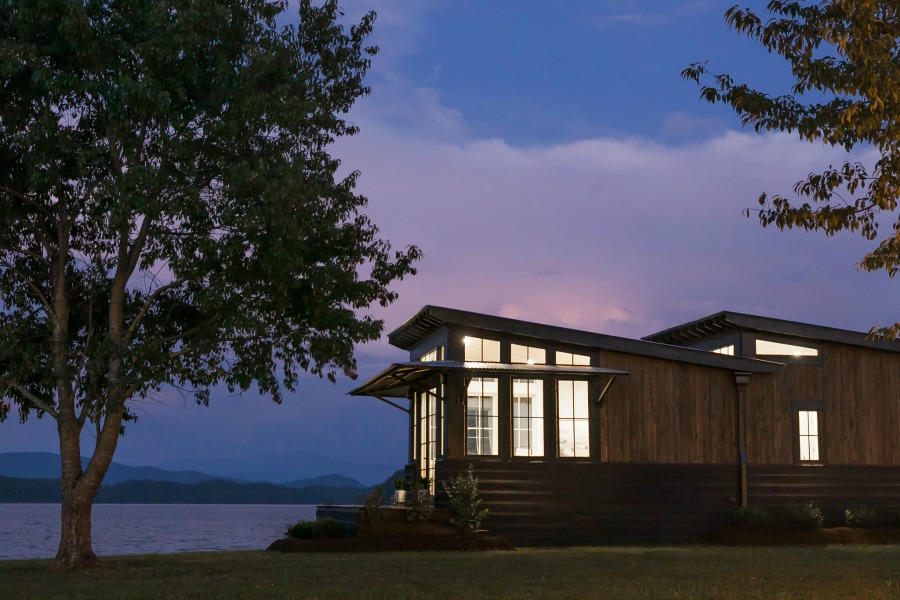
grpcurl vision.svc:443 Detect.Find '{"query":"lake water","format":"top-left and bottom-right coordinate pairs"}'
top-left (0, 503), bottom-right (318, 561)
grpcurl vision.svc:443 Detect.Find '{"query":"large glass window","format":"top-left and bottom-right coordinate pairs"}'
top-left (467, 377), bottom-right (499, 455)
top-left (756, 339), bottom-right (818, 357)
top-left (464, 336), bottom-right (500, 362)
top-left (512, 379), bottom-right (544, 457)
top-left (418, 346), bottom-right (444, 362)
top-left (511, 344), bottom-right (546, 365)
top-left (556, 351), bottom-right (591, 366)
top-left (798, 410), bottom-right (820, 462)
top-left (558, 380), bottom-right (590, 457)
top-left (418, 388), bottom-right (439, 491)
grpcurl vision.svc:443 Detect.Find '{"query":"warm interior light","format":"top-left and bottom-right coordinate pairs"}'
top-left (463, 336), bottom-right (470, 345)
top-left (527, 359), bottom-right (535, 365)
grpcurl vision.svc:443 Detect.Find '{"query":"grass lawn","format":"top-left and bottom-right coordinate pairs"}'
top-left (3, 545), bottom-right (900, 599)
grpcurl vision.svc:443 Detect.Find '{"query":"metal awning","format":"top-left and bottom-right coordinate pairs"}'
top-left (349, 361), bottom-right (629, 411)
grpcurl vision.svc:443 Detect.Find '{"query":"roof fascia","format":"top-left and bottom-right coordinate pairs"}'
top-left (388, 306), bottom-right (783, 373)
top-left (646, 310), bottom-right (900, 353)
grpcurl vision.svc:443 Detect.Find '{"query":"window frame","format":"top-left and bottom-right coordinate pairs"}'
top-left (464, 336), bottom-right (501, 363)
top-left (753, 336), bottom-right (824, 365)
top-left (510, 344), bottom-right (546, 365)
top-left (792, 400), bottom-right (826, 465)
top-left (557, 379), bottom-right (591, 458)
top-left (511, 378), bottom-right (545, 458)
top-left (466, 377), bottom-right (499, 456)
top-left (555, 351), bottom-right (591, 367)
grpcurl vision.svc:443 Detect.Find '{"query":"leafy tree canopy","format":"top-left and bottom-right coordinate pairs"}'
top-left (0, 0), bottom-right (419, 568)
top-left (683, 1), bottom-right (900, 334)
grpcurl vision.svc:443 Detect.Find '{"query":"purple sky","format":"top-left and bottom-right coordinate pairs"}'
top-left (5, 1), bottom-right (898, 485)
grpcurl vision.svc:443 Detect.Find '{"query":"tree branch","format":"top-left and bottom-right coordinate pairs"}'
top-left (0, 379), bottom-right (59, 419)
top-left (124, 277), bottom-right (189, 343)
top-left (0, 244), bottom-right (51, 266)
top-left (0, 258), bottom-right (54, 317)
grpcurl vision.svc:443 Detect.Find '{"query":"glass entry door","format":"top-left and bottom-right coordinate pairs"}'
top-left (416, 387), bottom-right (440, 494)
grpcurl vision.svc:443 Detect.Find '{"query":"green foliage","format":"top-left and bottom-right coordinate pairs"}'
top-left (393, 478), bottom-right (408, 491)
top-left (285, 519), bottom-right (315, 539)
top-left (787, 501), bottom-right (825, 531)
top-left (405, 479), bottom-right (433, 524)
top-left (844, 504), bottom-right (876, 529)
top-left (0, 0), bottom-right (419, 566)
top-left (731, 506), bottom-right (769, 530)
top-left (444, 464), bottom-right (488, 533)
top-left (285, 517), bottom-right (342, 540)
top-left (357, 486), bottom-right (385, 525)
top-left (683, 1), bottom-right (900, 336)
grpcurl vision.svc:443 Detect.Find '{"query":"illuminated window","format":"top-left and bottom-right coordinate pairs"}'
top-left (512, 379), bottom-right (544, 457)
top-left (556, 351), bottom-right (591, 366)
top-left (756, 339), bottom-right (818, 357)
top-left (467, 377), bottom-right (498, 455)
top-left (558, 380), bottom-right (589, 457)
top-left (418, 388), bottom-right (438, 491)
top-left (511, 344), bottom-right (546, 365)
top-left (798, 410), bottom-right (820, 462)
top-left (464, 336), bottom-right (500, 362)
top-left (419, 346), bottom-right (444, 362)
top-left (711, 345), bottom-right (734, 355)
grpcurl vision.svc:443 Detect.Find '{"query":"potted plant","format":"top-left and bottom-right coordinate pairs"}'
top-left (393, 479), bottom-right (408, 505)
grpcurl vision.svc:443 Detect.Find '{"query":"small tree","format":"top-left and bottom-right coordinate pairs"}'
top-left (683, 1), bottom-right (900, 336)
top-left (0, 0), bottom-right (419, 569)
top-left (444, 464), bottom-right (489, 533)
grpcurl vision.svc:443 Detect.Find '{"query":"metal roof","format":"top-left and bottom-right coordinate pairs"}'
top-left (643, 311), bottom-right (900, 353)
top-left (349, 361), bottom-right (629, 399)
top-left (386, 306), bottom-right (785, 373)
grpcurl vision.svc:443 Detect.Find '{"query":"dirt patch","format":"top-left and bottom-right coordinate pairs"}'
top-left (711, 526), bottom-right (900, 546)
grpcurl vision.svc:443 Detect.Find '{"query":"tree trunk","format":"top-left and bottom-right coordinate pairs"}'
top-left (54, 405), bottom-right (122, 569)
top-left (55, 491), bottom-right (99, 569)
top-left (54, 416), bottom-right (99, 569)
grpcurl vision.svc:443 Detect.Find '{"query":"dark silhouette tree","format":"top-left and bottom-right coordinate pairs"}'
top-left (0, 0), bottom-right (420, 568)
top-left (684, 1), bottom-right (900, 335)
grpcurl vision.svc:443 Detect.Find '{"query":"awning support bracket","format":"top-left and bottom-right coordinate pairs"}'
top-left (374, 395), bottom-right (410, 414)
top-left (595, 374), bottom-right (619, 405)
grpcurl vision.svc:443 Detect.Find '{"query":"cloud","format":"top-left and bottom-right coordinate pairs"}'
top-left (591, 0), bottom-right (718, 30)
top-left (660, 111), bottom-right (727, 139)
top-left (338, 121), bottom-right (890, 343)
top-left (593, 13), bottom-right (671, 29)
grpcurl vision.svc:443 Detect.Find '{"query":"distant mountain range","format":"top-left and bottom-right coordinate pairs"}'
top-left (0, 452), bottom-right (399, 504)
top-left (0, 452), bottom-right (365, 487)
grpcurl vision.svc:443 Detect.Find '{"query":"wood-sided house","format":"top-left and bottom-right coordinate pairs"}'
top-left (350, 306), bottom-right (900, 544)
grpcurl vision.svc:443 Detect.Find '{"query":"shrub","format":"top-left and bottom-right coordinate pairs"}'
top-left (286, 519), bottom-right (315, 539)
top-left (357, 486), bottom-right (385, 525)
top-left (845, 504), bottom-right (876, 529)
top-left (285, 517), bottom-right (341, 540)
top-left (406, 479), bottom-right (434, 524)
top-left (731, 506), bottom-right (769, 530)
top-left (393, 478), bottom-right (408, 491)
top-left (444, 464), bottom-right (489, 533)
top-left (787, 501), bottom-right (824, 531)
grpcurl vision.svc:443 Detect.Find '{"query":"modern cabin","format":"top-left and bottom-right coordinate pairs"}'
top-left (350, 306), bottom-right (900, 544)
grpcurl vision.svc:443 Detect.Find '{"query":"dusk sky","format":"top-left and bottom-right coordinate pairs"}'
top-left (6, 0), bottom-right (898, 485)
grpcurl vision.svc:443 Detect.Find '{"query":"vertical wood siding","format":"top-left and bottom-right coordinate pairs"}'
top-left (599, 351), bottom-right (737, 464)
top-left (744, 342), bottom-right (900, 465)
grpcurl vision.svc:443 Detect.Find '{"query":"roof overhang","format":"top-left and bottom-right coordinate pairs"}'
top-left (349, 361), bottom-right (630, 399)
top-left (644, 311), bottom-right (900, 353)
